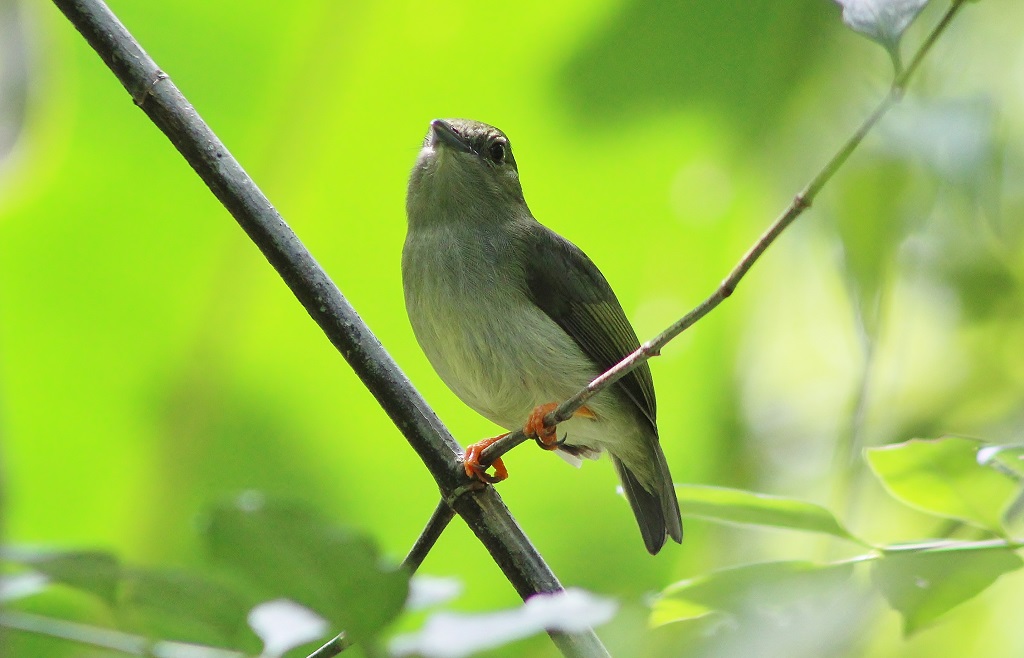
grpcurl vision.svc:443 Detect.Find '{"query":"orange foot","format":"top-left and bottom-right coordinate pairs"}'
top-left (463, 434), bottom-right (509, 484)
top-left (525, 402), bottom-right (597, 450)
top-left (524, 402), bottom-right (560, 449)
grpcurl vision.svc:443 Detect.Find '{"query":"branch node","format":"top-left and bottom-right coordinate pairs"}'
top-left (131, 69), bottom-right (168, 107)
top-left (793, 192), bottom-right (811, 211)
top-left (444, 480), bottom-right (488, 507)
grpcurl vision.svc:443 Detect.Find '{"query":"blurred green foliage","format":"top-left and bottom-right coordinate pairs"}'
top-left (1, 0), bottom-right (1022, 656)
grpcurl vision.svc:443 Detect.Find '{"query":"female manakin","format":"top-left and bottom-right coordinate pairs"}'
top-left (402, 119), bottom-right (682, 554)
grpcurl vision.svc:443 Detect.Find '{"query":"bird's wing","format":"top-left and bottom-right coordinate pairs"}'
top-left (518, 222), bottom-right (657, 428)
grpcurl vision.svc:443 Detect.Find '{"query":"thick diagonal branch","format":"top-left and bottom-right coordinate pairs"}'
top-left (50, 1), bottom-right (609, 656)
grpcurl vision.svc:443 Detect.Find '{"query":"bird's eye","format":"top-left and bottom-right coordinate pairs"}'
top-left (488, 141), bottom-right (506, 164)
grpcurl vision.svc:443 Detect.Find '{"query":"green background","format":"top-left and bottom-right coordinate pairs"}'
top-left (1, 0), bottom-right (1022, 655)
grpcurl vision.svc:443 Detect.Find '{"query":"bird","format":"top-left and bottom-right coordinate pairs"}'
top-left (402, 118), bottom-right (682, 554)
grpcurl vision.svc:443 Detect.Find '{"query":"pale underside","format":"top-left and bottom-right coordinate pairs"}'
top-left (403, 222), bottom-right (653, 473)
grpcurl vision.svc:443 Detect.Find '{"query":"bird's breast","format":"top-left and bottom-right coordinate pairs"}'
top-left (402, 226), bottom-right (597, 429)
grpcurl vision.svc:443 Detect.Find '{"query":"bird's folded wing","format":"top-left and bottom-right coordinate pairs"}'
top-left (518, 222), bottom-right (657, 429)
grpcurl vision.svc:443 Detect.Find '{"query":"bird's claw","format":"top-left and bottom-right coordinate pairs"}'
top-left (533, 432), bottom-right (570, 450)
top-left (524, 402), bottom-right (560, 450)
top-left (463, 435), bottom-right (509, 483)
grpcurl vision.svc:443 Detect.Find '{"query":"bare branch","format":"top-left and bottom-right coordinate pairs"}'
top-left (306, 633), bottom-right (352, 658)
top-left (403, 499), bottom-right (457, 573)
top-left (0, 610), bottom-right (248, 658)
top-left (480, 0), bottom-right (969, 468)
top-left (50, 1), bottom-right (609, 656)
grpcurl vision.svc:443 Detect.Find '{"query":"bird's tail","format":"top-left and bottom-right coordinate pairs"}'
top-left (612, 447), bottom-right (683, 554)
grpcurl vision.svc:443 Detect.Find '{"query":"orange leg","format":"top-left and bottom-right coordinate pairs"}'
top-left (524, 402), bottom-right (560, 449)
top-left (463, 434), bottom-right (509, 484)
top-left (463, 403), bottom-right (599, 482)
top-left (525, 402), bottom-right (597, 450)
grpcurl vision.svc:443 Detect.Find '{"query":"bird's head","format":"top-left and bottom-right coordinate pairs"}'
top-left (407, 119), bottom-right (527, 228)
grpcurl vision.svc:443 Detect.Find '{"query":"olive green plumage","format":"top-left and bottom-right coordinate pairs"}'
top-left (403, 119), bottom-right (682, 553)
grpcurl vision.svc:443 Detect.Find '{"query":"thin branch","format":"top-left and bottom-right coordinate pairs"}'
top-left (480, 0), bottom-right (969, 468)
top-left (306, 500), bottom-right (455, 658)
top-left (50, 1), bottom-right (609, 657)
top-left (299, 501), bottom-right (456, 654)
top-left (304, 500), bottom-right (455, 658)
top-left (0, 610), bottom-right (248, 658)
top-left (306, 633), bottom-right (353, 658)
top-left (403, 499), bottom-right (456, 572)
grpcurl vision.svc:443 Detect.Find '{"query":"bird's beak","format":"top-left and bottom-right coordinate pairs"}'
top-left (430, 119), bottom-right (473, 154)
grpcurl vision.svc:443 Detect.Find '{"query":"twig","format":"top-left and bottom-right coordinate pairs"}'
top-left (480, 0), bottom-right (969, 468)
top-left (0, 610), bottom-right (248, 658)
top-left (50, 1), bottom-right (610, 657)
top-left (305, 633), bottom-right (353, 658)
top-left (403, 499), bottom-right (456, 572)
top-left (305, 500), bottom-right (456, 658)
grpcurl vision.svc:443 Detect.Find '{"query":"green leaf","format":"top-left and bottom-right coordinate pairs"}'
top-left (3, 548), bottom-right (264, 649)
top-left (3, 549), bottom-right (121, 605)
top-left (866, 437), bottom-right (1019, 532)
top-left (120, 569), bottom-right (261, 650)
top-left (676, 485), bottom-right (862, 542)
top-left (654, 561), bottom-right (855, 625)
top-left (649, 597), bottom-right (712, 627)
top-left (202, 492), bottom-right (409, 644)
top-left (872, 542), bottom-right (1023, 634)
